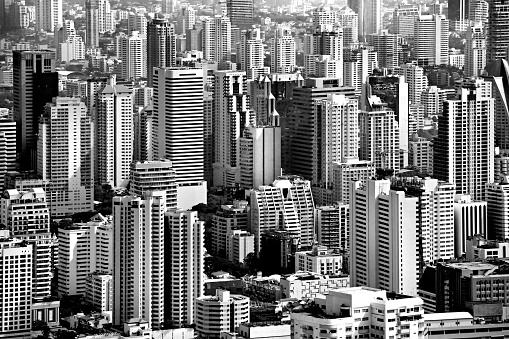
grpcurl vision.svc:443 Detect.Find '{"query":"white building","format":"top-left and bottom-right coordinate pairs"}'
top-left (394, 63), bottom-right (428, 105)
top-left (239, 28), bottom-right (268, 79)
top-left (0, 120), bottom-right (16, 186)
top-left (350, 180), bottom-right (418, 296)
top-left (227, 230), bottom-right (254, 263)
top-left (465, 24), bottom-right (486, 77)
top-left (453, 194), bottom-right (487, 257)
top-left (414, 15), bottom-right (449, 66)
top-left (202, 16), bottom-right (232, 64)
top-left (86, 272), bottom-right (113, 315)
top-left (85, 0), bottom-right (115, 46)
top-left (196, 290), bottom-right (250, 339)
top-left (35, 0), bottom-right (62, 31)
top-left (337, 6), bottom-right (358, 46)
top-left (393, 4), bottom-right (420, 38)
top-left (343, 48), bottom-right (378, 96)
top-left (37, 97), bottom-right (93, 217)
top-left (127, 12), bottom-right (147, 36)
top-left (291, 287), bottom-right (426, 339)
top-left (465, 235), bottom-right (509, 260)
top-left (270, 25), bottom-right (296, 74)
top-left (96, 84), bottom-right (133, 188)
top-left (166, 210), bottom-right (205, 327)
top-left (409, 134), bottom-right (433, 175)
top-left (295, 245), bottom-right (344, 276)
top-left (303, 22), bottom-right (343, 81)
top-left (117, 31), bottom-right (146, 80)
top-left (113, 191), bottom-right (165, 329)
top-left (332, 158), bottom-right (375, 203)
top-left (0, 232), bottom-right (33, 339)
top-left (486, 175), bottom-right (509, 240)
top-left (57, 216), bottom-right (113, 296)
top-left (59, 35), bottom-right (85, 62)
top-left (280, 271), bottom-right (349, 300)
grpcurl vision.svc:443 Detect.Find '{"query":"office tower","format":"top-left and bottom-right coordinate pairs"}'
top-left (337, 6), bottom-right (358, 46)
top-left (469, 0), bottom-right (488, 25)
top-left (287, 79), bottom-right (356, 181)
top-left (434, 79), bottom-right (494, 201)
top-left (146, 18), bottom-right (175, 87)
top-left (211, 200), bottom-right (248, 256)
top-left (202, 16), bottom-right (232, 64)
top-left (414, 15), bottom-right (449, 66)
top-left (316, 203), bottom-right (349, 251)
top-left (96, 84), bottom-right (133, 188)
top-left (362, 0), bottom-right (381, 36)
top-left (343, 47), bottom-right (378, 96)
top-left (35, 0), bottom-right (62, 32)
top-left (358, 110), bottom-right (400, 172)
top-left (449, 0), bottom-right (469, 31)
top-left (394, 63), bottom-right (428, 105)
top-left (270, 25), bottom-right (296, 74)
top-left (166, 210), bottom-right (204, 326)
top-left (1, 188), bottom-right (52, 301)
top-left (162, 0), bottom-right (174, 14)
top-left (224, 0), bottom-right (253, 30)
top-left (128, 12), bottom-right (147, 36)
top-left (292, 288), bottom-right (425, 338)
top-left (487, 175), bottom-right (509, 241)
top-left (37, 97), bottom-right (93, 217)
top-left (487, 0), bottom-right (509, 62)
top-left (13, 50), bottom-right (58, 170)
top-left (238, 28), bottom-right (268, 79)
top-left (250, 176), bottom-right (315, 252)
top-left (393, 4), bottom-right (420, 38)
top-left (213, 71), bottom-right (253, 187)
top-left (409, 134), bottom-right (433, 175)
top-left (484, 59), bottom-right (509, 150)
top-left (117, 31), bottom-right (146, 80)
top-left (350, 179), bottom-right (418, 295)
top-left (86, 272), bottom-right (113, 315)
top-left (366, 30), bottom-right (400, 69)
top-left (453, 194), bottom-right (487, 257)
top-left (57, 217), bottom-right (113, 296)
top-left (464, 24), bottom-right (486, 77)
top-left (196, 290), bottom-right (249, 338)
top-left (130, 160), bottom-right (177, 211)
top-left (176, 6), bottom-right (196, 35)
top-left (0, 232), bottom-right (32, 339)
top-left (113, 191), bottom-right (165, 329)
top-left (85, 0), bottom-right (114, 47)
top-left (152, 68), bottom-right (206, 208)
top-left (303, 22), bottom-right (343, 81)
top-left (239, 126), bottom-right (281, 189)
top-left (0, 119), bottom-right (16, 186)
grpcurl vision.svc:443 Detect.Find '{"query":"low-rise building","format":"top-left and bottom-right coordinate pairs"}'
top-left (466, 235), bottom-right (509, 260)
top-left (280, 271), bottom-right (349, 300)
top-left (295, 245), bottom-right (344, 275)
top-left (227, 230), bottom-right (255, 263)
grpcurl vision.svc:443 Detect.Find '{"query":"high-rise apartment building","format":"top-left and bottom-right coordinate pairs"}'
top-left (350, 179), bottom-right (418, 295)
top-left (469, 0), bottom-right (488, 25)
top-left (0, 232), bottom-right (32, 339)
top-left (202, 16), bottom-right (232, 64)
top-left (316, 203), bottom-right (349, 251)
top-left (303, 22), bottom-right (343, 81)
top-left (367, 30), bottom-right (400, 69)
top-left (421, 85), bottom-right (447, 118)
top-left (434, 78), bottom-right (494, 201)
top-left (343, 47), bottom-right (378, 96)
top-left (146, 18), bottom-right (176, 87)
top-left (113, 191), bottom-right (165, 329)
top-left (0, 119), bottom-right (16, 186)
top-left (238, 28), bottom-right (268, 79)
top-left (37, 97), bottom-right (93, 217)
top-left (393, 4), bottom-right (420, 38)
top-left (35, 0), bottom-right (62, 32)
top-left (270, 25), bottom-right (296, 74)
top-left (211, 200), bottom-right (248, 256)
top-left (96, 85), bottom-right (133, 188)
top-left (176, 6), bottom-right (196, 35)
top-left (13, 50), bottom-right (58, 170)
top-left (117, 31), bottom-right (146, 80)
top-left (358, 110), bottom-right (400, 172)
top-left (394, 63), bottom-right (428, 105)
top-left (58, 217), bottom-right (113, 296)
top-left (414, 15), bottom-right (449, 66)
top-left (464, 24), bottom-right (486, 77)
top-left (85, 0), bottom-right (114, 47)
top-left (165, 210), bottom-right (205, 326)
top-left (213, 71), bottom-right (253, 187)
top-left (348, 0), bottom-right (381, 37)
top-left (127, 12), bottom-right (147, 36)
top-left (224, 0), bottom-right (253, 30)
top-left (337, 6), bottom-right (358, 46)
top-left (486, 175), bottom-right (509, 241)
top-left (1, 188), bottom-right (52, 301)
top-left (249, 176), bottom-right (315, 252)
top-left (486, 0), bottom-right (509, 62)
top-left (409, 134), bottom-right (433, 175)
top-left (130, 160), bottom-right (178, 211)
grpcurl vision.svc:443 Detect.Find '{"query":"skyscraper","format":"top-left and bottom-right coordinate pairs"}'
top-left (117, 31), bottom-right (147, 80)
top-left (37, 97), bottom-right (94, 216)
top-left (96, 84), bottom-right (133, 188)
top-left (270, 25), bottom-right (296, 74)
top-left (165, 210), bottom-right (204, 326)
top-left (13, 50), bottom-right (58, 170)
top-left (337, 6), bottom-right (358, 46)
top-left (350, 179), bottom-right (418, 296)
top-left (464, 24), bottom-right (486, 77)
top-left (213, 71), bottom-right (253, 187)
top-left (238, 28), bottom-right (268, 79)
top-left (85, 0), bottom-right (114, 47)
top-left (0, 119), bottom-right (16, 186)
top-left (343, 47), bottom-right (378, 96)
top-left (146, 17), bottom-right (176, 87)
top-left (202, 16), bottom-right (232, 64)
top-left (347, 0), bottom-right (381, 37)
top-left (394, 63), bottom-right (428, 105)
top-left (224, 0), bottom-right (253, 30)
top-left (127, 12), bottom-right (147, 36)
top-left (113, 191), bottom-right (165, 329)
top-left (486, 0), bottom-right (509, 62)
top-left (176, 6), bottom-right (196, 35)
top-left (35, 0), bottom-right (62, 32)
top-left (434, 78), bottom-right (494, 201)
top-left (367, 30), bottom-right (400, 69)
top-left (484, 59), bottom-right (509, 150)
top-left (393, 4), bottom-right (420, 38)
top-left (414, 14), bottom-right (449, 66)
top-left (448, 0), bottom-right (469, 31)
top-left (486, 175), bottom-right (509, 241)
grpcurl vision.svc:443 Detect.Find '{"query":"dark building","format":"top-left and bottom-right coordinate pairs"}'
top-left (147, 17), bottom-right (176, 87)
top-left (259, 230), bottom-right (299, 275)
top-left (13, 50), bottom-right (58, 170)
top-left (224, 0), bottom-right (254, 30)
top-left (448, 0), bottom-right (469, 22)
top-left (487, 0), bottom-right (509, 62)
